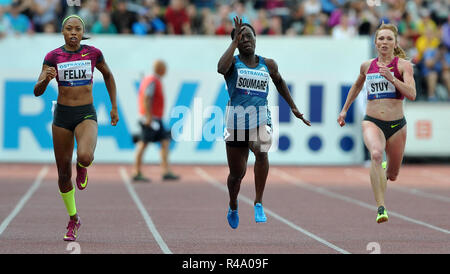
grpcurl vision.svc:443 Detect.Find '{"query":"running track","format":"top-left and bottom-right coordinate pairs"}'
top-left (0, 163), bottom-right (449, 255)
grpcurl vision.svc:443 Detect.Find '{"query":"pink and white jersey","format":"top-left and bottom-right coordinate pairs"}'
top-left (365, 56), bottom-right (404, 100)
top-left (43, 45), bottom-right (104, 87)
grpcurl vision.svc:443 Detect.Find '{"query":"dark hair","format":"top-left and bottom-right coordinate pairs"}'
top-left (231, 23), bottom-right (256, 40)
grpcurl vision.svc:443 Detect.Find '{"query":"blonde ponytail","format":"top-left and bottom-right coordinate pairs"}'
top-left (394, 46), bottom-right (407, 59)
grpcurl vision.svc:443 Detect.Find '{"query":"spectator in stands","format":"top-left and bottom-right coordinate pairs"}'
top-left (399, 32), bottom-right (417, 63)
top-left (404, 0), bottom-right (421, 22)
top-left (327, 4), bottom-right (342, 30)
top-left (228, 0), bottom-right (251, 24)
top-left (199, 7), bottom-right (216, 35)
top-left (422, 43), bottom-right (450, 101)
top-left (32, 0), bottom-right (59, 32)
top-left (398, 11), bottom-right (420, 43)
top-left (385, 0), bottom-right (404, 23)
top-left (284, 2), bottom-right (304, 35)
top-left (187, 3), bottom-right (202, 34)
top-left (91, 11), bottom-right (117, 34)
top-left (214, 3), bottom-right (230, 28)
top-left (165, 0), bottom-right (191, 35)
top-left (302, 12), bottom-right (325, 35)
top-left (215, 16), bottom-right (233, 35)
top-left (79, 0), bottom-right (100, 33)
top-left (332, 12), bottom-right (356, 39)
top-left (11, 0), bottom-right (34, 21)
top-left (355, 3), bottom-right (378, 36)
top-left (139, 0), bottom-right (166, 35)
top-left (416, 8), bottom-right (437, 36)
top-left (320, 0), bottom-right (340, 16)
top-left (252, 8), bottom-right (269, 35)
top-left (265, 15), bottom-right (282, 35)
top-left (42, 21), bottom-right (55, 33)
top-left (5, 1), bottom-right (32, 34)
top-left (415, 25), bottom-right (440, 63)
top-left (429, 0), bottom-right (448, 26)
top-left (148, 3), bottom-right (166, 34)
top-left (111, 0), bottom-right (137, 34)
top-left (132, 12), bottom-right (151, 35)
top-left (303, 0), bottom-right (322, 17)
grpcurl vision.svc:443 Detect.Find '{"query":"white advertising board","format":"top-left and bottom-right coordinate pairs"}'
top-left (0, 35), bottom-right (371, 164)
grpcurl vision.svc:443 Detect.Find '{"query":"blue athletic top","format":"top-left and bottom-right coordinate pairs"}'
top-left (224, 55), bottom-right (272, 130)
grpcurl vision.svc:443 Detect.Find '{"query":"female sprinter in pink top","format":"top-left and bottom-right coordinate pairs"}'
top-left (338, 23), bottom-right (416, 223)
top-left (33, 15), bottom-right (119, 241)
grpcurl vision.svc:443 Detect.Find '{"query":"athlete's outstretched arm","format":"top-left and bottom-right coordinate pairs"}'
top-left (96, 60), bottom-right (119, 126)
top-left (217, 16), bottom-right (243, 75)
top-left (337, 61), bottom-right (369, 127)
top-left (34, 64), bottom-right (56, 96)
top-left (265, 58), bottom-right (311, 126)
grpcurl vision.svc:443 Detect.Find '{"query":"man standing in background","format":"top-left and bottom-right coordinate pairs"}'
top-left (133, 60), bottom-right (180, 182)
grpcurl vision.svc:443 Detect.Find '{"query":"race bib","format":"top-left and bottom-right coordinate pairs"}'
top-left (57, 60), bottom-right (92, 86)
top-left (236, 68), bottom-right (269, 96)
top-left (366, 72), bottom-right (396, 100)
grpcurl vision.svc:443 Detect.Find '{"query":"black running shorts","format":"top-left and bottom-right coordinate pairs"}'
top-left (53, 103), bottom-right (97, 132)
top-left (363, 115), bottom-right (406, 140)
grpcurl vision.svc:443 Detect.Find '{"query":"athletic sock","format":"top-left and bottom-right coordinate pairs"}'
top-left (60, 187), bottom-right (77, 217)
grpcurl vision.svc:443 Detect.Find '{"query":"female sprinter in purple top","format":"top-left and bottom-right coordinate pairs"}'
top-left (33, 15), bottom-right (119, 241)
top-left (338, 23), bottom-right (416, 223)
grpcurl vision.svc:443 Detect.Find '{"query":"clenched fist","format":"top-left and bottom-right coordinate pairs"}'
top-left (45, 67), bottom-right (57, 82)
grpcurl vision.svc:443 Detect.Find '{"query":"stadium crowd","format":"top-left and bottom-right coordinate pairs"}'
top-left (0, 0), bottom-right (449, 101)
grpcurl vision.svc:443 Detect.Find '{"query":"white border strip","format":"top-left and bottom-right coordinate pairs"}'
top-left (119, 167), bottom-right (172, 254)
top-left (195, 167), bottom-right (350, 254)
top-left (274, 168), bottom-right (450, 234)
top-left (0, 165), bottom-right (49, 237)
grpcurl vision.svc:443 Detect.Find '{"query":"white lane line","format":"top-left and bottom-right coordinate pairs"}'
top-left (344, 169), bottom-right (450, 203)
top-left (194, 167), bottom-right (350, 254)
top-left (274, 168), bottom-right (450, 235)
top-left (0, 165), bottom-right (49, 237)
top-left (119, 167), bottom-right (172, 254)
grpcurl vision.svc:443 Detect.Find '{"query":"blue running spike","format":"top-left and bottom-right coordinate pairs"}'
top-left (254, 203), bottom-right (267, 223)
top-left (227, 207), bottom-right (239, 229)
